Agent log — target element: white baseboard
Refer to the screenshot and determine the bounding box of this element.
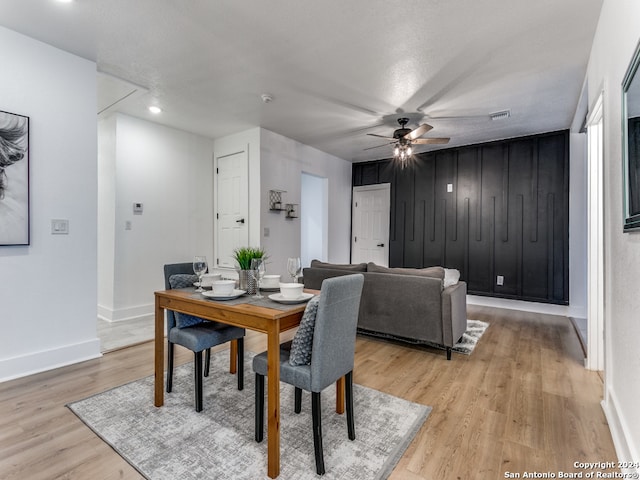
[467,295,569,316]
[98,303,154,323]
[0,338,102,383]
[601,388,640,475]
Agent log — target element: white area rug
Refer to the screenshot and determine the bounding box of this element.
[68,351,431,480]
[453,320,489,355]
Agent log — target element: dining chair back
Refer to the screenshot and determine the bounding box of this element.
[253,273,364,475]
[163,263,245,412]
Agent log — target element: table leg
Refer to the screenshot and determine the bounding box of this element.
[230,339,238,374]
[336,376,345,414]
[154,297,164,407]
[266,322,281,478]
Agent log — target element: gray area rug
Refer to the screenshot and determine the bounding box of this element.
[68,351,431,480]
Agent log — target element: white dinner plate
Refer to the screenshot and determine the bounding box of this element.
[268,292,315,304]
[202,289,246,300]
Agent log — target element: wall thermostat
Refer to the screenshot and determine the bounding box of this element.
[133,203,143,214]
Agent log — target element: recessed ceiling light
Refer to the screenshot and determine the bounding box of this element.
[56,0,74,3]
[148,106,162,114]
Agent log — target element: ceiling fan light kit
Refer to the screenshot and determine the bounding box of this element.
[366,117,450,168]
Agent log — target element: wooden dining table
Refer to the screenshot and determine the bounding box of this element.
[154,287,344,479]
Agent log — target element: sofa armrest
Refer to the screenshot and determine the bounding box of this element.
[441,281,467,347]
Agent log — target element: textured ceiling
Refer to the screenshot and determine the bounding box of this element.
[0,0,603,162]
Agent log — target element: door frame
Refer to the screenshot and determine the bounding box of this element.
[351,183,391,266]
[586,91,605,372]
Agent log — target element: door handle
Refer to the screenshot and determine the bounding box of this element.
[236,218,245,224]
[377,243,384,247]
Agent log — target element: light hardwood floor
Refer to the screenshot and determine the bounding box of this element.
[0,306,617,479]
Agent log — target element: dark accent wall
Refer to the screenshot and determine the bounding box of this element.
[352,130,569,305]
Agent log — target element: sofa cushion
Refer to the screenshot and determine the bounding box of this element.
[289,296,321,365]
[444,268,461,288]
[168,274,205,328]
[367,263,445,280]
[310,260,367,272]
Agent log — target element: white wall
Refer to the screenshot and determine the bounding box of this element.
[98,114,215,321]
[259,129,352,280]
[0,27,100,381]
[586,0,640,467]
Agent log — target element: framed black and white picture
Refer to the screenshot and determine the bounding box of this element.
[0,110,29,245]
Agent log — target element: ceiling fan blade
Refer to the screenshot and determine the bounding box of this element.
[405,123,433,140]
[363,142,396,151]
[366,133,395,140]
[411,137,450,145]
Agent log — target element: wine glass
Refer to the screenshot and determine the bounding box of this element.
[193,256,208,292]
[250,258,265,299]
[286,257,301,283]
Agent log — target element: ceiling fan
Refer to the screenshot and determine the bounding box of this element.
[365,117,450,166]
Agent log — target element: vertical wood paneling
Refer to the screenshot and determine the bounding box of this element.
[530,140,539,242]
[430,157,437,241]
[464,197,470,282]
[352,130,569,305]
[501,145,510,242]
[490,196,496,295]
[441,198,447,265]
[517,194,524,298]
[476,148,483,242]
[547,193,555,302]
[452,151,459,241]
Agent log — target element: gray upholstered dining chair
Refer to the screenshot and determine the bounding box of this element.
[164,263,245,412]
[253,273,364,475]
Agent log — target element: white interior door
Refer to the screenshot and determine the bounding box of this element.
[216,151,249,268]
[351,184,390,266]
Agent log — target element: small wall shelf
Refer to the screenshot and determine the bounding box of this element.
[269,190,286,211]
[285,203,299,219]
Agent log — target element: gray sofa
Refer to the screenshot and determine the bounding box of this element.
[303,260,467,360]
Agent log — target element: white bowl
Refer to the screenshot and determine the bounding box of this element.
[262,274,281,288]
[201,273,221,287]
[279,282,304,299]
[211,280,235,295]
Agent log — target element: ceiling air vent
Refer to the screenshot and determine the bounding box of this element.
[490,110,511,121]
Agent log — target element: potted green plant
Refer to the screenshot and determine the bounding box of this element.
[233,247,267,294]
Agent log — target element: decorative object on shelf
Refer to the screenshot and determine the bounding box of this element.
[0,110,30,246]
[269,190,286,211]
[232,246,267,295]
[285,203,299,219]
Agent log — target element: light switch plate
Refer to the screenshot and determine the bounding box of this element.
[496,275,504,286]
[51,219,69,235]
[447,183,453,193]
